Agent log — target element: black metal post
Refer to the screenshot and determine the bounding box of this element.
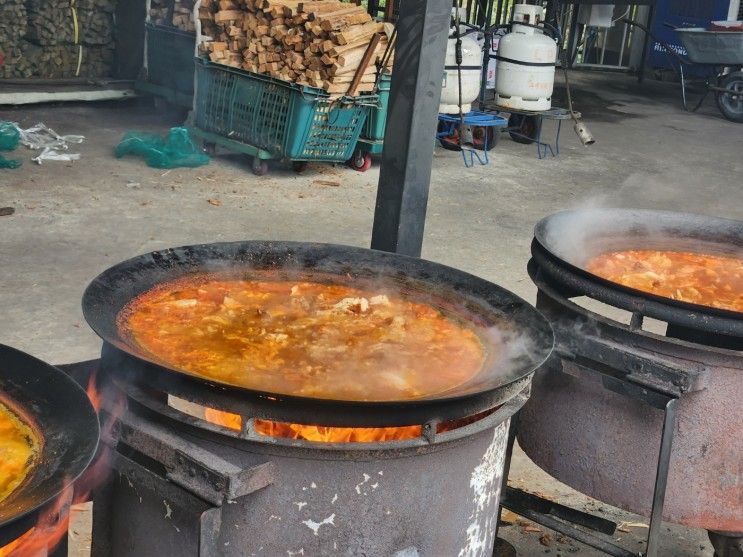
[370,0,452,256]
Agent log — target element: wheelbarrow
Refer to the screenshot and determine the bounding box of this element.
[623,19,743,122]
[675,27,743,123]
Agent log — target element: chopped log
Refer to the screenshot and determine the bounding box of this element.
[309,5,366,21]
[319,11,371,31]
[214,10,243,22]
[330,21,384,45]
[0,1,26,46]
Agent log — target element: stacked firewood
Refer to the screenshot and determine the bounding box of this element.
[0,0,117,78]
[0,0,27,46]
[198,0,394,94]
[150,0,197,32]
[26,4,114,45]
[8,41,115,78]
[0,45,31,79]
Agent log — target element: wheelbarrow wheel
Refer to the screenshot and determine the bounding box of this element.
[508,114,540,144]
[716,71,743,123]
[349,150,372,172]
[252,157,269,176]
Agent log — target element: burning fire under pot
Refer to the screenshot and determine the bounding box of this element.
[0,346,99,557]
[79,241,553,556]
[511,209,743,557]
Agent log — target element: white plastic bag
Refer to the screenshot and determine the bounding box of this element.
[14,122,84,164]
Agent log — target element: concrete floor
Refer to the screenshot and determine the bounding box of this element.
[1,70,741,556]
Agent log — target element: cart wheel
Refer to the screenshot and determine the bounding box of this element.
[716,71,743,123]
[349,151,372,172]
[472,126,498,151]
[202,141,217,156]
[252,157,269,176]
[292,161,309,173]
[508,114,540,144]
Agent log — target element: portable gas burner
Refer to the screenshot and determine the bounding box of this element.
[0,346,99,557]
[503,209,743,557]
[75,241,553,556]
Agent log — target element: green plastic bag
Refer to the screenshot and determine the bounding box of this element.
[0,122,20,151]
[114,127,210,169]
[0,154,21,169]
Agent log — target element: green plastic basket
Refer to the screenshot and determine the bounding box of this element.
[361,72,391,142]
[194,58,375,161]
[144,24,195,104]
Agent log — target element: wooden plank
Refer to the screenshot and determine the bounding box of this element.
[330,21,384,45]
[345,32,380,96]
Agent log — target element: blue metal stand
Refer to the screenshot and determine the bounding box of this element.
[436,111,508,167]
[482,105,579,159]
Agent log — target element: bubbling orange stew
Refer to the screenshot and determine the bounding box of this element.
[119,278,490,401]
[0,402,38,503]
[587,250,743,312]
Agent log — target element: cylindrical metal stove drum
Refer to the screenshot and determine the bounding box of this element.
[519,209,743,533]
[83,241,554,556]
[217,419,512,556]
[101,384,525,557]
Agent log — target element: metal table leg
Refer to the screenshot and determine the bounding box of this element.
[499,360,680,557]
[646,397,678,557]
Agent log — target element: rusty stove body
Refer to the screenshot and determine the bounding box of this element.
[507,209,743,557]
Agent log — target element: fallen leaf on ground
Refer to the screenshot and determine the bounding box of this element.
[539,533,552,547]
[312,180,340,187]
[0,207,15,216]
[207,199,222,206]
[522,525,542,533]
[499,510,519,525]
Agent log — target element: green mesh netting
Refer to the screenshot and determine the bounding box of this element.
[0,122,21,168]
[114,127,210,169]
[0,122,20,151]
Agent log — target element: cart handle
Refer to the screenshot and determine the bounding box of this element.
[621,18,689,66]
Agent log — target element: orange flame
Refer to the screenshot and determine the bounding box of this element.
[254,420,422,442]
[0,487,72,557]
[86,372,102,414]
[0,529,34,557]
[204,408,243,431]
[203,408,422,442]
